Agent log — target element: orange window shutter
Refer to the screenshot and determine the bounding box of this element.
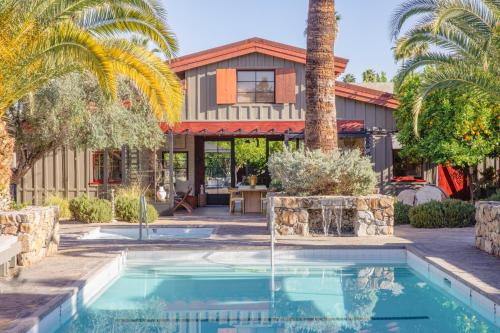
[216,68,237,104]
[275,68,296,104]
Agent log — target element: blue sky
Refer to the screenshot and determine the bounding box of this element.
[161,0,404,82]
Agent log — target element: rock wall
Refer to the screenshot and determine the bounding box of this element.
[475,201,499,257]
[0,206,60,265]
[270,195,394,237]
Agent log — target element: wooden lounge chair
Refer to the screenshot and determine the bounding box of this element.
[173,181,193,214]
[0,235,21,277]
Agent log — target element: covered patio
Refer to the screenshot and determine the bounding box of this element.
[157,120,370,212]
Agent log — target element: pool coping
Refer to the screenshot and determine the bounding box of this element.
[10,245,500,332]
[4,251,127,333]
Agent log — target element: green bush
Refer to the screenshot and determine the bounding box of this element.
[441,199,475,227]
[409,200,444,228]
[44,195,71,219]
[487,190,500,201]
[10,202,28,210]
[268,148,377,196]
[409,199,475,228]
[115,195,158,223]
[69,196,112,223]
[394,201,411,225]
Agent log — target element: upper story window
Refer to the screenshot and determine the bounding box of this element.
[237,70,275,103]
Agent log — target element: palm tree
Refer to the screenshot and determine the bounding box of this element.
[305,0,338,152]
[342,74,356,83]
[0,0,183,207]
[391,0,499,132]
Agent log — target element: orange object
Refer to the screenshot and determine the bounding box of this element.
[216,68,237,104]
[275,68,296,104]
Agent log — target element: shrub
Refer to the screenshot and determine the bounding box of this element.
[409,200,444,228]
[69,196,112,223]
[115,195,158,223]
[10,202,28,210]
[441,199,475,227]
[267,149,377,196]
[394,201,411,225]
[409,199,475,228]
[487,190,500,201]
[44,195,71,219]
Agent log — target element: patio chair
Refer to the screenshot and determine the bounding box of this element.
[0,235,21,277]
[173,181,193,214]
[229,188,244,214]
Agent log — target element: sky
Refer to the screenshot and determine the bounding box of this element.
[161,0,405,82]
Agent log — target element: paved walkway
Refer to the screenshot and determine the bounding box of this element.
[0,209,499,331]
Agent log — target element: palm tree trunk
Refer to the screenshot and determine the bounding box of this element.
[305,0,338,152]
[0,120,14,210]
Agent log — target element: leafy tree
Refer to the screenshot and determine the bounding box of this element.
[395,74,499,198]
[342,74,356,83]
[362,69,377,82]
[391,0,499,131]
[378,71,388,82]
[362,69,388,82]
[234,139,285,176]
[0,0,182,207]
[6,74,165,184]
[305,0,338,152]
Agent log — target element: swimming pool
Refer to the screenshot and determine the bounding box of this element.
[79,227,214,240]
[52,250,498,333]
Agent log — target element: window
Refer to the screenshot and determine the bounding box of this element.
[237,70,275,103]
[392,150,423,179]
[163,151,188,181]
[339,138,365,152]
[92,150,122,184]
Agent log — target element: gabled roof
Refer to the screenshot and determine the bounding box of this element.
[169,37,349,75]
[335,82,399,109]
[168,38,399,109]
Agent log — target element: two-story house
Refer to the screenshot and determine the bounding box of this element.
[15,38,431,206]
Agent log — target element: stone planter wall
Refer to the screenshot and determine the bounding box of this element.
[269,195,394,237]
[475,201,499,257]
[0,206,60,265]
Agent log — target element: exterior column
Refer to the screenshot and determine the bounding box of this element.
[230,139,236,188]
[168,130,175,211]
[103,148,109,198]
[120,145,127,185]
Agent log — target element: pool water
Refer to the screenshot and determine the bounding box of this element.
[57,259,497,333]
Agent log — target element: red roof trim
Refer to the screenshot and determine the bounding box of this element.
[160,120,364,135]
[335,82,399,109]
[169,37,348,75]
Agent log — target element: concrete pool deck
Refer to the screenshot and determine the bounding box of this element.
[0,210,499,332]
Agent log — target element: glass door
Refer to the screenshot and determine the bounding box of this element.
[204,140,233,205]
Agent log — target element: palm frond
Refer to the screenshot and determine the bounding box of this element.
[390,0,438,38]
[78,5,178,58]
[392,0,499,133]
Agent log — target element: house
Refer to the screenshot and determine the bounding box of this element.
[15,38,436,206]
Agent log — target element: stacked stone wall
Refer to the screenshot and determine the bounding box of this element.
[475,201,500,257]
[270,195,394,237]
[0,206,59,265]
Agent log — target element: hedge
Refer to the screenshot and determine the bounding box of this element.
[115,195,158,223]
[69,196,112,223]
[408,199,475,228]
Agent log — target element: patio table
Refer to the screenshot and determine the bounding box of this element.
[238,185,268,214]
